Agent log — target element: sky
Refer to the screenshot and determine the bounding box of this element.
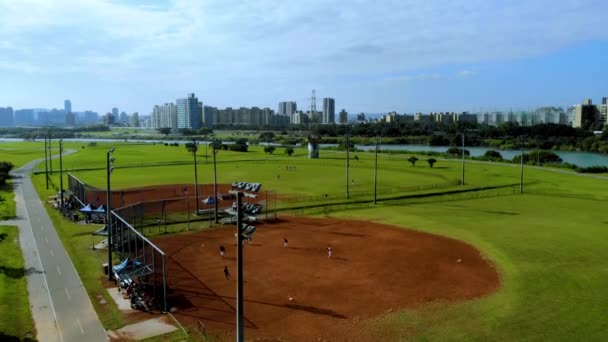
[1,0,608,116]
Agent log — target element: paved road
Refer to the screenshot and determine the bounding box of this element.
[8,156,108,342]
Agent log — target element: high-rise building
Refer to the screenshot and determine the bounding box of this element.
[203,106,217,127]
[339,109,348,124]
[120,111,129,123]
[356,113,366,122]
[64,100,72,113]
[573,99,600,128]
[130,112,139,127]
[176,93,202,129]
[14,109,35,126]
[152,103,177,129]
[322,98,335,124]
[279,101,297,121]
[0,107,14,127]
[83,111,99,124]
[65,112,76,126]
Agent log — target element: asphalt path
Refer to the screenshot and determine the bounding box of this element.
[8,155,108,342]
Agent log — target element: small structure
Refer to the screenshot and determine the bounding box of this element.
[307,134,320,159]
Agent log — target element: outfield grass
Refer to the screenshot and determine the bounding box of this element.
[328,193,608,341]
[17,140,608,340]
[0,226,36,341]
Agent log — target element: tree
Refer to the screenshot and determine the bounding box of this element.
[264,146,276,154]
[483,150,503,161]
[407,156,418,167]
[285,146,294,156]
[157,127,171,136]
[427,158,437,168]
[0,161,14,185]
[259,132,275,142]
[185,141,198,153]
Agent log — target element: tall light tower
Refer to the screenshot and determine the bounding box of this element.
[106,147,116,281]
[59,139,64,206]
[520,136,524,193]
[461,133,465,185]
[374,135,379,205]
[345,134,350,199]
[44,136,49,189]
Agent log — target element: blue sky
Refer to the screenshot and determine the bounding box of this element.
[1,0,607,115]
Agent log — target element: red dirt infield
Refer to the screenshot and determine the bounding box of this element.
[152,216,499,341]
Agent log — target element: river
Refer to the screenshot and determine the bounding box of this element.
[349,144,608,167]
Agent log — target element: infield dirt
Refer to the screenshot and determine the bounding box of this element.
[153,216,499,341]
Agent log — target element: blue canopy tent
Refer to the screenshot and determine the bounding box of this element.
[92,204,106,213]
[79,204,93,213]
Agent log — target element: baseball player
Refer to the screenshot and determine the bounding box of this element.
[327,244,332,258]
[219,244,225,258]
[224,266,231,280]
[283,237,288,248]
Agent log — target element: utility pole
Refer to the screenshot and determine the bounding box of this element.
[59,139,64,206]
[345,134,350,199]
[213,138,219,223]
[107,148,115,281]
[461,133,465,185]
[520,136,524,193]
[236,192,244,342]
[374,135,379,205]
[48,133,53,175]
[192,138,199,214]
[44,136,49,189]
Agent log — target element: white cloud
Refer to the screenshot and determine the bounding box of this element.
[0,0,607,108]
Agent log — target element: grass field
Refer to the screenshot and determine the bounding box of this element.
[15,140,608,340]
[0,142,46,220]
[0,226,36,341]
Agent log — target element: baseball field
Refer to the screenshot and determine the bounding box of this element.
[7,139,608,340]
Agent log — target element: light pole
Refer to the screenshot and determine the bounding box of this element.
[520,136,524,193]
[373,135,379,205]
[236,192,245,342]
[213,138,219,223]
[345,134,350,199]
[107,147,115,281]
[48,133,53,177]
[190,138,200,214]
[44,135,49,189]
[461,133,465,185]
[59,139,64,207]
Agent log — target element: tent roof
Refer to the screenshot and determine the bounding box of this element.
[79,204,92,213]
[92,204,106,213]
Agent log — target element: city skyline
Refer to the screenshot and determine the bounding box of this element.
[1,1,608,115]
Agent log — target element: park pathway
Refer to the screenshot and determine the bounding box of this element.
[3,154,108,342]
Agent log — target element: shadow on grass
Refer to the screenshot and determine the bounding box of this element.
[0,332,36,342]
[0,266,44,279]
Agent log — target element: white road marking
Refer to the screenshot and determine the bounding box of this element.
[57,265,62,275]
[50,249,54,256]
[76,318,84,334]
[64,288,71,301]
[45,237,48,243]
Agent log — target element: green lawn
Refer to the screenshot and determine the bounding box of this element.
[15,140,608,340]
[329,193,608,340]
[0,226,36,341]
